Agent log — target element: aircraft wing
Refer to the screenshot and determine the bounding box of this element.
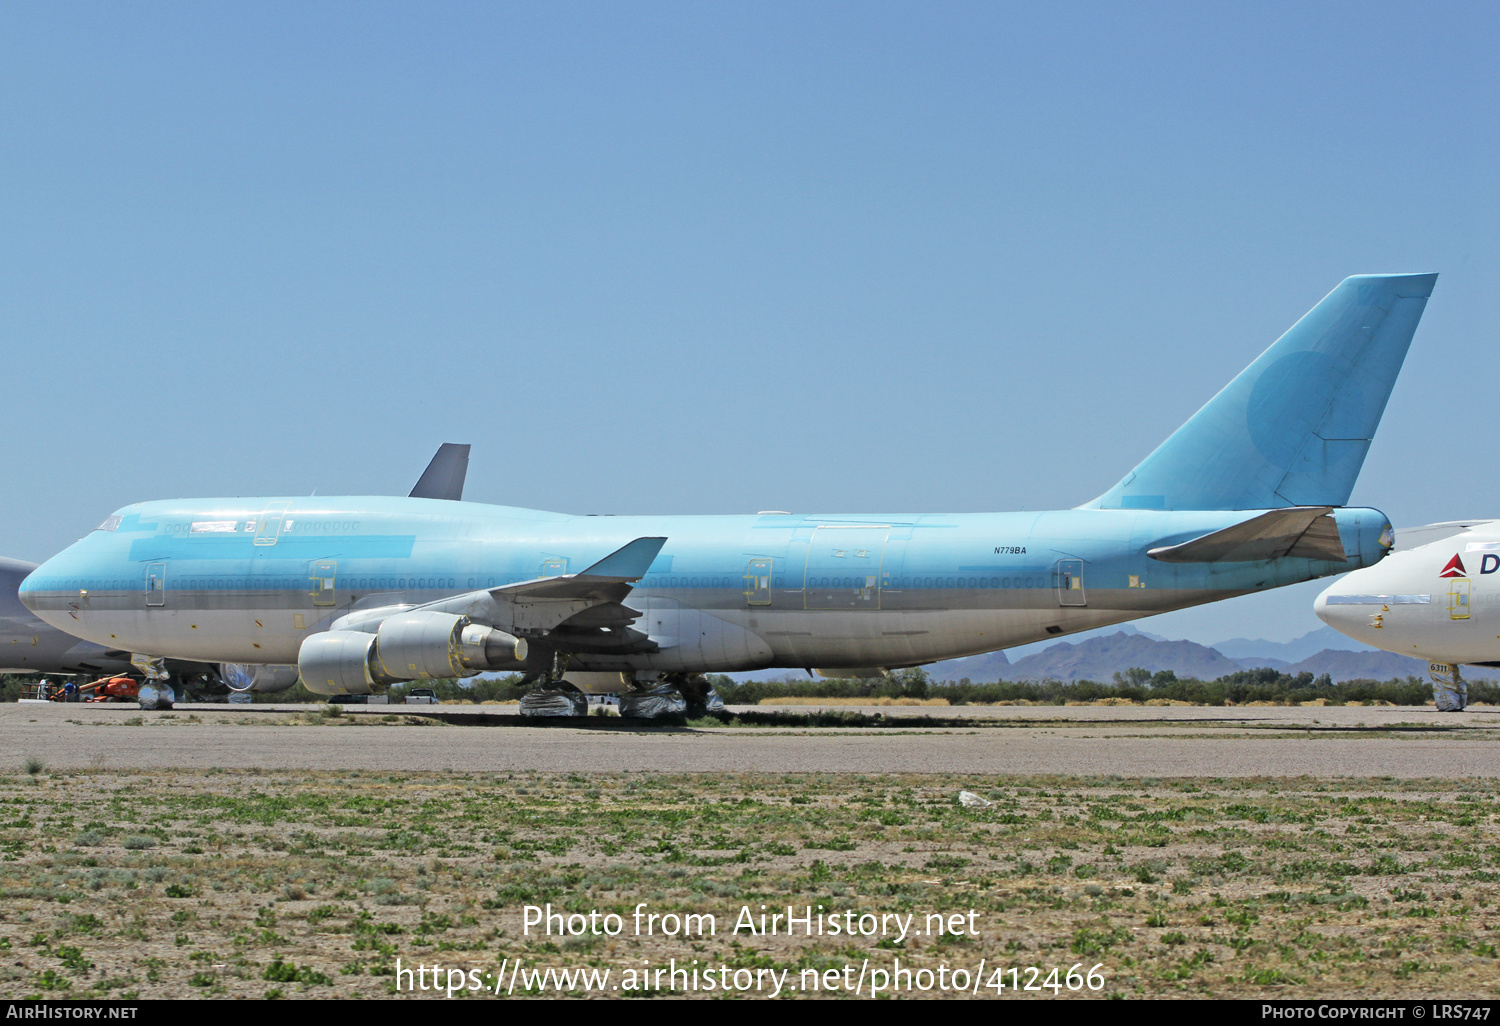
[1148,507,1347,563]
[409,443,471,501]
[335,536,667,650]
[1392,520,1498,551]
[487,537,666,647]
[489,536,668,600]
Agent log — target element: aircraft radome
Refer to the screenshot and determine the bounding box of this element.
[1317,517,1500,711]
[21,274,1437,714]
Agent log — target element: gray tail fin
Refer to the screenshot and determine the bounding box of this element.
[1085,273,1436,511]
[409,443,471,501]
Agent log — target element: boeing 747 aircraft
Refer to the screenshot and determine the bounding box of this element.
[1317,519,1499,711]
[21,275,1436,712]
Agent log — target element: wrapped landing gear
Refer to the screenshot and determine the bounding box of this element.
[677,675,725,717]
[137,682,175,711]
[619,674,725,719]
[131,654,173,711]
[619,683,687,718]
[1430,662,1467,712]
[519,681,588,717]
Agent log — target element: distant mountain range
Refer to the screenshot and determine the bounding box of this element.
[926,628,1492,683]
[1210,626,1371,664]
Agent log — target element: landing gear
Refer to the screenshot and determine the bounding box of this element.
[515,651,609,717]
[618,674,724,719]
[131,654,174,711]
[1430,662,1467,712]
[515,654,726,720]
[137,682,175,711]
[518,679,588,717]
[619,682,687,718]
[676,674,726,717]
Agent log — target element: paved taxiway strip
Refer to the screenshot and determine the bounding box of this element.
[5,703,1500,776]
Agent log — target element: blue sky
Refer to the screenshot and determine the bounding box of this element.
[2,1,1495,646]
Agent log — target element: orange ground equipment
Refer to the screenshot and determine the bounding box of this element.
[79,676,140,702]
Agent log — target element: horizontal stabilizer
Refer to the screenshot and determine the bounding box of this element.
[409,443,471,501]
[490,537,667,601]
[1148,507,1347,563]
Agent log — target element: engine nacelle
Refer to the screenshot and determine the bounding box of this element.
[375,611,527,680]
[220,663,300,694]
[298,631,392,695]
[297,614,527,696]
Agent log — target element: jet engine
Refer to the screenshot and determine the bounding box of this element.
[220,663,301,694]
[297,611,527,695]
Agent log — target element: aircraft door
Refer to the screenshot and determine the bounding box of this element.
[1449,577,1471,621]
[541,558,567,577]
[255,503,290,546]
[145,563,166,607]
[804,526,890,610]
[744,559,772,606]
[309,560,336,607]
[1055,558,1086,606]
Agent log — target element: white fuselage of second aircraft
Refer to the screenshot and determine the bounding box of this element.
[1316,522,1500,667]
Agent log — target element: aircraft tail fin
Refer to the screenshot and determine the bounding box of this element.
[409,443,471,501]
[1085,273,1436,511]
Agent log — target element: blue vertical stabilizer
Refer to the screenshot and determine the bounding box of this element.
[1086,273,1436,511]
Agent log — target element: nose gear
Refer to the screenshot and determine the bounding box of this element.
[1429,661,1467,712]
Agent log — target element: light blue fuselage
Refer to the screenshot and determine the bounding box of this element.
[20,497,1389,673]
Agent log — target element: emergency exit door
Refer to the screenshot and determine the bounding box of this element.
[145,563,166,607]
[1055,558,1086,606]
[255,503,290,546]
[309,560,337,607]
[744,559,772,606]
[1449,578,1471,620]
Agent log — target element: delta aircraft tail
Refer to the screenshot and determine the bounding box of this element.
[1086,273,1436,512]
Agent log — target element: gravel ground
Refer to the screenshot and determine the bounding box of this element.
[5,703,1500,777]
[2,770,1497,999]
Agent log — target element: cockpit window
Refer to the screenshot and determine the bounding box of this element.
[95,515,122,533]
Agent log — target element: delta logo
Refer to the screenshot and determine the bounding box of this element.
[1443,553,1500,577]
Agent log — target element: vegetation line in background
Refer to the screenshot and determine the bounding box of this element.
[5,666,1469,708]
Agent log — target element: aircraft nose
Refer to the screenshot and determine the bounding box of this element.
[17,566,42,613]
[1312,586,1339,627]
[1314,577,1386,643]
[18,550,82,628]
